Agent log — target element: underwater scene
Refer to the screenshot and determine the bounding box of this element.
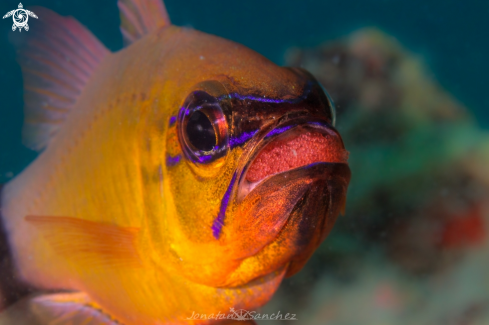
[0,0,488,324]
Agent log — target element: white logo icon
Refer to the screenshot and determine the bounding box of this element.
[3,3,37,32]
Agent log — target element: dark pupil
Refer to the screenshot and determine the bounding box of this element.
[186,111,216,152]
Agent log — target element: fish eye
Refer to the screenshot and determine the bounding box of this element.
[186,111,216,151]
[178,90,229,164]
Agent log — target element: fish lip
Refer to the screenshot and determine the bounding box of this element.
[226,264,288,289]
[235,118,346,202]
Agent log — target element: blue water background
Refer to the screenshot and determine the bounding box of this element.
[0,0,488,180]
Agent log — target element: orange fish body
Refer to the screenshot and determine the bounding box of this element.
[0,0,350,324]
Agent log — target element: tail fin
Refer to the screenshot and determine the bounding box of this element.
[9,7,109,152]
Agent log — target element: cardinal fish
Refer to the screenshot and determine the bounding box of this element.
[0,0,350,324]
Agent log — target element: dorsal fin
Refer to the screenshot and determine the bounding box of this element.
[10,7,109,151]
[118,0,171,45]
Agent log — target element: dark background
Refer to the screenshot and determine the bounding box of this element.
[0,0,488,182]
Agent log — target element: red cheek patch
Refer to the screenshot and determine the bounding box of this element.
[246,130,349,183]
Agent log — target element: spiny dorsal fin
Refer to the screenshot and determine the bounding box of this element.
[10,7,109,152]
[25,216,142,270]
[118,0,171,45]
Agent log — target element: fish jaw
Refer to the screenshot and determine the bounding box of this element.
[222,162,350,287]
[218,121,350,286]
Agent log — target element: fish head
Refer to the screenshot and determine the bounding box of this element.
[5,3,350,321]
[143,28,350,291]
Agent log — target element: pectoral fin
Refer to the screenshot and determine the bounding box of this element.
[25,216,142,270]
[0,292,119,325]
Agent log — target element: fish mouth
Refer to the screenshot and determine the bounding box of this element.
[221,119,350,286]
[224,162,350,287]
[236,118,349,201]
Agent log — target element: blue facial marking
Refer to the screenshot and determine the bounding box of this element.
[229,130,259,148]
[166,153,181,167]
[212,172,237,239]
[264,125,293,139]
[169,115,177,126]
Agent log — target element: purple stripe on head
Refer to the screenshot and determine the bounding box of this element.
[166,153,181,167]
[217,81,313,104]
[212,172,237,239]
[196,154,213,163]
[229,129,259,148]
[265,125,293,139]
[169,115,177,126]
[222,93,304,104]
